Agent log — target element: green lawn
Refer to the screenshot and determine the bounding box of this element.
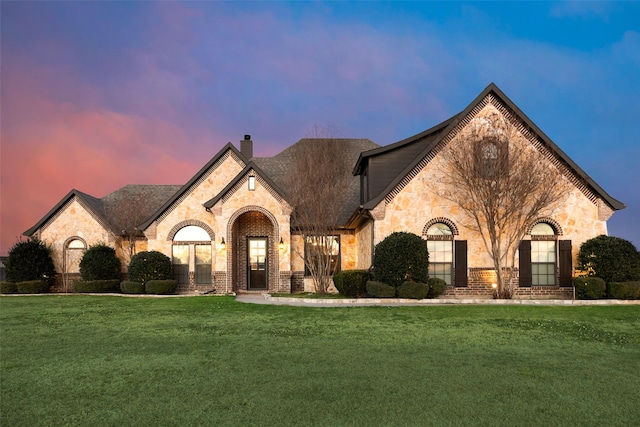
[1,296,639,426]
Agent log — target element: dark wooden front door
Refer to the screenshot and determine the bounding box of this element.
[248,238,268,290]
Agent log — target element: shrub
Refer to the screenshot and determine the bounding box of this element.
[373,232,429,288]
[128,251,172,283]
[366,280,396,298]
[120,281,145,294]
[397,281,429,299]
[16,280,49,294]
[333,270,369,297]
[577,235,640,283]
[428,277,447,298]
[145,280,178,295]
[607,282,640,300]
[1,282,18,294]
[5,238,56,286]
[79,244,121,281]
[573,277,606,300]
[73,280,120,293]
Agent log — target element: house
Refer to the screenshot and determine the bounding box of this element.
[24,84,624,298]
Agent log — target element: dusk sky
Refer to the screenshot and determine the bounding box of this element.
[1,1,639,255]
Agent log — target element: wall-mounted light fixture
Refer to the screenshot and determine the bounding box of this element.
[279,237,285,250]
[219,237,226,250]
[248,176,256,191]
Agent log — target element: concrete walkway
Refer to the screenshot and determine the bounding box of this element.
[235,293,640,307]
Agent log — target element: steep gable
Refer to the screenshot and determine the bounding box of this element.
[359,83,624,214]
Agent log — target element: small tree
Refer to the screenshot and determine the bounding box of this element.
[373,232,429,288]
[128,251,172,283]
[79,244,122,281]
[285,125,353,294]
[5,238,56,286]
[437,109,569,298]
[577,235,640,283]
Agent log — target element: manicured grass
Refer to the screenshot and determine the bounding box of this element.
[1,296,639,426]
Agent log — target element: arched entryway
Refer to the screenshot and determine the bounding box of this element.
[229,208,279,292]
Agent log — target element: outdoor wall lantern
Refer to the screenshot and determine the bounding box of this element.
[219,237,226,250]
[248,176,256,191]
[279,237,285,251]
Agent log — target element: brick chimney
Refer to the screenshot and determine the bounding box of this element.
[240,134,253,159]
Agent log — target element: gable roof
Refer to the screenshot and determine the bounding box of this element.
[359,82,625,211]
[138,143,247,230]
[24,185,182,237]
[254,138,380,226]
[202,161,289,209]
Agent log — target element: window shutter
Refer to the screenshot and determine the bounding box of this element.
[454,240,468,287]
[559,240,572,287]
[519,240,532,287]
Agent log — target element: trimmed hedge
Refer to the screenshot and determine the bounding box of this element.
[577,235,640,283]
[145,280,178,295]
[373,232,429,288]
[333,270,369,297]
[73,280,121,293]
[79,244,121,281]
[16,280,49,294]
[397,281,429,299]
[428,277,447,298]
[120,281,145,294]
[573,277,606,300]
[607,281,640,300]
[366,280,396,298]
[128,251,173,283]
[6,238,56,285]
[1,282,18,294]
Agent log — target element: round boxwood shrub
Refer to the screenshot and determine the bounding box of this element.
[145,279,178,295]
[1,282,18,294]
[16,280,49,294]
[373,232,429,288]
[577,235,640,283]
[120,281,145,294]
[73,279,120,293]
[333,270,370,297]
[397,281,429,299]
[79,244,121,281]
[366,280,396,298]
[5,238,56,286]
[427,277,447,298]
[128,251,172,283]
[573,277,606,300]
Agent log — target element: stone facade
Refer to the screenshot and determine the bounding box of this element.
[25,84,623,298]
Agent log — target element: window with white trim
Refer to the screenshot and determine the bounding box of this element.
[172,225,212,285]
[531,223,556,286]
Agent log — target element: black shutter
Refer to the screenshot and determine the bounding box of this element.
[519,240,532,287]
[454,240,468,287]
[559,240,572,287]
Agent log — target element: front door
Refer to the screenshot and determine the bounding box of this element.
[248,238,268,290]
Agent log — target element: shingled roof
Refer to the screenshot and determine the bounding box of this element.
[24,185,182,238]
[253,138,380,226]
[356,83,625,212]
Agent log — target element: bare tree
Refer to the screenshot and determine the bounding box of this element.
[437,110,569,298]
[285,125,353,294]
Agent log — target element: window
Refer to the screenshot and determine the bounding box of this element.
[475,137,506,178]
[172,245,189,284]
[65,238,86,273]
[195,245,212,284]
[248,176,256,191]
[426,223,453,285]
[171,225,212,285]
[304,235,340,276]
[531,223,556,286]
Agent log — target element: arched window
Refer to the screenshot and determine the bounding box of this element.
[531,223,557,286]
[426,223,453,285]
[65,238,86,273]
[172,225,212,285]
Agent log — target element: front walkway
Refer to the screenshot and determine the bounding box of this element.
[236,294,640,307]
